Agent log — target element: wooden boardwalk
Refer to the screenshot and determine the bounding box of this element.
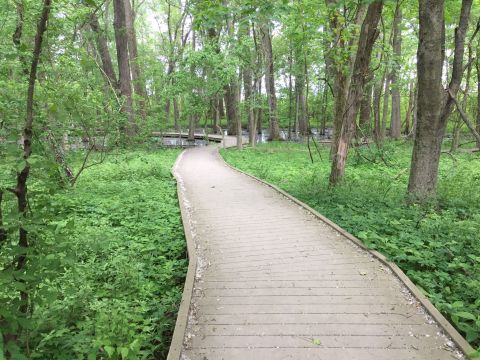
[168,141,470,360]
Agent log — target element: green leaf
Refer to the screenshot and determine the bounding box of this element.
[455,312,477,321]
[104,345,115,357]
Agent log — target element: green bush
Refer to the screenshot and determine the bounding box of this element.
[1,150,186,359]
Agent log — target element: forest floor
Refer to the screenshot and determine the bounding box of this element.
[1,149,187,358]
[221,141,480,353]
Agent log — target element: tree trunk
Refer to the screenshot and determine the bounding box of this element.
[477,56,480,148]
[113,0,135,135]
[12,0,28,75]
[173,97,180,132]
[329,1,383,185]
[243,44,255,146]
[213,94,221,134]
[294,47,308,136]
[382,75,390,139]
[12,0,51,345]
[89,12,118,91]
[224,84,238,135]
[373,57,385,144]
[188,114,195,141]
[408,0,472,200]
[0,191,6,243]
[404,80,415,135]
[259,21,280,140]
[218,94,225,119]
[288,48,293,140]
[124,0,147,119]
[390,4,402,139]
[359,72,373,131]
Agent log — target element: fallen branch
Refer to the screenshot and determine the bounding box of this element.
[448,89,480,145]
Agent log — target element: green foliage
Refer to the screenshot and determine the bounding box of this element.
[221,142,480,351]
[1,150,186,359]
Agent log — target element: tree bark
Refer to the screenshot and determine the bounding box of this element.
[382,74,390,139]
[124,0,147,119]
[89,12,118,91]
[0,191,6,243]
[242,23,255,146]
[404,80,415,135]
[224,84,239,135]
[373,53,385,144]
[294,47,308,136]
[113,0,135,135]
[408,0,472,200]
[326,1,367,160]
[359,72,373,131]
[12,0,28,75]
[329,1,383,185]
[390,4,402,139]
[259,21,280,140]
[13,0,51,338]
[477,56,480,148]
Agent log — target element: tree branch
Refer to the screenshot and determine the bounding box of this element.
[448,89,480,145]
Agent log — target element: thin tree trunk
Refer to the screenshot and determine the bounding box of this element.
[113,0,135,135]
[12,0,28,75]
[10,1,52,346]
[259,21,280,140]
[373,56,385,144]
[173,97,180,132]
[477,56,480,148]
[124,0,147,119]
[390,4,402,139]
[213,94,221,134]
[224,84,238,135]
[404,80,414,135]
[295,47,308,136]
[243,38,255,145]
[329,1,383,185]
[288,47,293,140]
[382,75,390,138]
[89,12,118,90]
[0,191,6,243]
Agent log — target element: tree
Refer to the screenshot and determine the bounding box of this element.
[390,3,402,139]
[259,20,280,141]
[408,0,473,200]
[328,0,383,185]
[124,0,148,119]
[89,12,118,91]
[3,0,52,352]
[113,0,135,135]
[476,42,480,148]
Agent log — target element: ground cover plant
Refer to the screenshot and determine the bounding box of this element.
[0,149,186,359]
[221,141,480,352]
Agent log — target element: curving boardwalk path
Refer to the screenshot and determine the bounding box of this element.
[170,143,468,360]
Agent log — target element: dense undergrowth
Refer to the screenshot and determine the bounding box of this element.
[221,141,480,353]
[1,150,186,359]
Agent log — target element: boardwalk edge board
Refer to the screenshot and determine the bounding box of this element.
[167,150,197,360]
[217,148,477,360]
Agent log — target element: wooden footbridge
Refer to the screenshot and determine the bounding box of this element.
[167,135,474,360]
